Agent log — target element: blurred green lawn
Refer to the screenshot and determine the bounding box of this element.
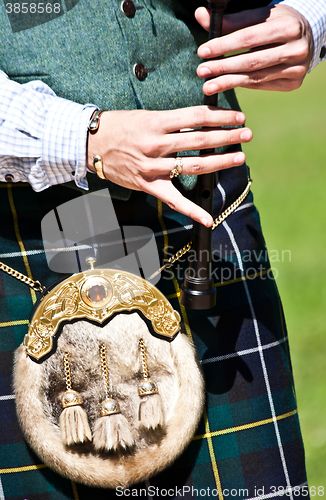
[237,63,326,487]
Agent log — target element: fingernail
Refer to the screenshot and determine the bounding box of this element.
[236,112,246,123]
[235,153,245,164]
[240,129,251,141]
[198,46,211,58]
[206,82,218,94]
[198,66,211,77]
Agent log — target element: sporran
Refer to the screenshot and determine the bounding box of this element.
[14,266,204,488]
[5,178,251,487]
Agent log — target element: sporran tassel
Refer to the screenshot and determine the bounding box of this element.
[93,344,134,451]
[138,339,164,430]
[59,353,92,446]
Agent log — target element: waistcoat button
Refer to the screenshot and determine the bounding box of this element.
[320,46,326,59]
[121,0,136,17]
[133,63,148,81]
[5,174,14,182]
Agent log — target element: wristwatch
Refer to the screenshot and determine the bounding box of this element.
[88,109,103,133]
[88,109,106,179]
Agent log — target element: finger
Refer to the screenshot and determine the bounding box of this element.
[197,16,298,60]
[157,151,246,178]
[201,63,307,94]
[161,106,246,134]
[142,151,247,180]
[198,44,294,79]
[194,7,210,31]
[161,127,252,155]
[198,39,310,80]
[146,179,214,227]
[244,77,305,92]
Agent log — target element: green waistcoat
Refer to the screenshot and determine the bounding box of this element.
[0,0,242,197]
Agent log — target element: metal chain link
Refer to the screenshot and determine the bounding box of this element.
[0,178,252,287]
[149,177,252,278]
[100,343,110,398]
[139,339,149,379]
[212,178,252,230]
[0,261,46,293]
[63,353,72,391]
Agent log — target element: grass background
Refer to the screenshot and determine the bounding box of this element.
[236,62,326,487]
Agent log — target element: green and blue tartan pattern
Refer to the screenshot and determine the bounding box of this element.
[0,169,308,499]
[0,0,308,496]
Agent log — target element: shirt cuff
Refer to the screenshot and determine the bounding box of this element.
[269,0,326,71]
[31,98,97,191]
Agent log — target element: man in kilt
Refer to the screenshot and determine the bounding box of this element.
[0,0,325,498]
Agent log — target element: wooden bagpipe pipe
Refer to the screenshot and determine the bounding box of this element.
[180,0,230,310]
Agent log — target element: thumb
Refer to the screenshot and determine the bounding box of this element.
[195,7,210,32]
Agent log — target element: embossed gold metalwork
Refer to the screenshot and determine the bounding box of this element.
[62,389,83,409]
[24,269,181,360]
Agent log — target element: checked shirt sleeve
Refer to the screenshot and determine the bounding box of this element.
[269,0,326,71]
[0,70,97,191]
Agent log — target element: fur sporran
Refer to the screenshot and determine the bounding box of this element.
[13,268,205,488]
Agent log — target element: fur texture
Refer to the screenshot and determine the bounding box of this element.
[14,313,205,488]
[59,405,92,446]
[93,413,135,451]
[138,393,165,430]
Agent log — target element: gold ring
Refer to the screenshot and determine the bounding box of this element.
[170,157,183,179]
[93,155,106,180]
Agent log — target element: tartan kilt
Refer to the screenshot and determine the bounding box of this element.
[0,163,308,499]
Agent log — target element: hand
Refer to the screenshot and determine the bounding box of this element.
[196,4,314,93]
[87,106,252,226]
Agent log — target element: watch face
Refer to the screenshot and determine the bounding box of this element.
[89,118,99,130]
[89,111,101,132]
